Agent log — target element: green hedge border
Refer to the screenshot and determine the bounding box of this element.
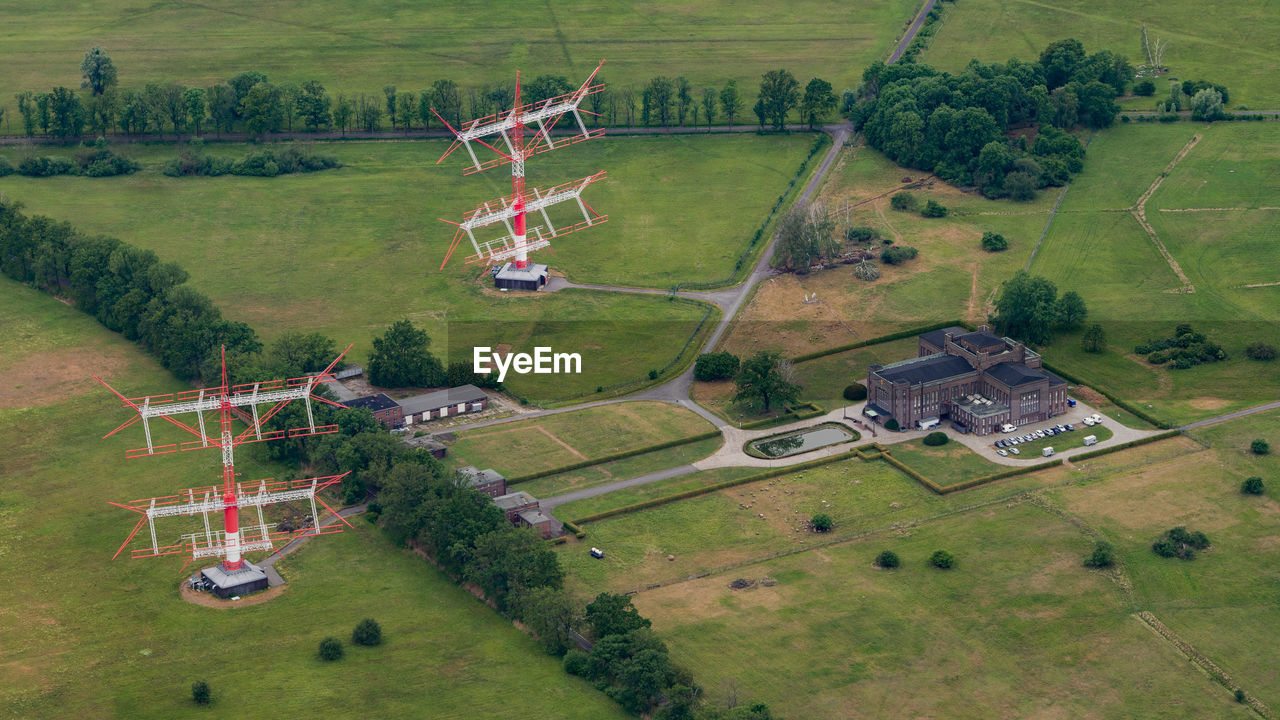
[505,429,723,485]
[1067,430,1182,462]
[738,401,825,430]
[790,319,966,363]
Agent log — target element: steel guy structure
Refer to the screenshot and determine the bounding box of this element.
[96,346,355,597]
[434,60,608,290]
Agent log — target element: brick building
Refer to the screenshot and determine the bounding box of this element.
[865,326,1068,435]
[456,466,507,498]
[399,385,489,425]
[339,393,404,429]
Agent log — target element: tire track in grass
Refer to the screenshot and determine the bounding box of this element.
[1131,134,1201,294]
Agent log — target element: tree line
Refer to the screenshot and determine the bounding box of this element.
[3,47,845,141]
[851,39,1129,197]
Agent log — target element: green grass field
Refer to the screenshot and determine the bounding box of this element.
[0,0,920,112]
[886,437,1004,483]
[0,134,813,402]
[516,435,724,498]
[552,467,761,520]
[632,502,1247,719]
[921,0,1280,108]
[445,400,716,480]
[1030,122,1280,424]
[0,277,627,719]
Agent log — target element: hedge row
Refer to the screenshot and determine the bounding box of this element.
[1066,430,1182,462]
[571,448,863,527]
[738,402,825,430]
[506,430,723,485]
[790,319,966,363]
[1040,360,1174,429]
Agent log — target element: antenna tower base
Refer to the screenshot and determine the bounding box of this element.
[198,560,270,599]
[493,262,550,291]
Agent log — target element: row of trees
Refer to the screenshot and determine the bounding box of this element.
[852,39,1125,192]
[4,48,844,140]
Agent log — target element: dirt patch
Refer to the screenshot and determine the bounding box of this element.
[0,346,133,409]
[1188,397,1229,411]
[180,582,286,608]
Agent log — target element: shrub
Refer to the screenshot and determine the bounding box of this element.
[1252,439,1270,455]
[852,260,880,281]
[191,680,211,705]
[648,369,659,380]
[1241,476,1265,495]
[980,232,1008,252]
[18,155,78,177]
[890,192,918,212]
[842,383,867,402]
[845,226,882,244]
[880,246,918,265]
[1153,526,1209,560]
[694,351,740,381]
[0,156,13,177]
[76,141,141,177]
[563,649,590,677]
[884,418,900,431]
[1246,342,1277,361]
[1236,689,1248,703]
[318,636,344,661]
[810,513,833,532]
[1134,80,1156,96]
[929,550,954,569]
[352,618,382,646]
[921,199,948,218]
[875,550,900,568]
[1083,541,1115,568]
[922,431,948,446]
[1081,323,1106,353]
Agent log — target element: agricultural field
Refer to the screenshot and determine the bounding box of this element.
[0,278,626,720]
[0,0,920,107]
[715,142,1056,360]
[920,0,1280,108]
[0,133,815,402]
[1030,122,1280,424]
[443,400,717,480]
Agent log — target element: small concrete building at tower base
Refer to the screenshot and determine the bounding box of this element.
[200,560,270,599]
[494,262,549,291]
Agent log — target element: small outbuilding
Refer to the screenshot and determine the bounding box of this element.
[494,262,549,291]
[399,385,489,424]
[456,466,507,498]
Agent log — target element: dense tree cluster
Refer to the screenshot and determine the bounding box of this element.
[852,39,1128,195]
[1152,526,1210,560]
[0,199,260,383]
[694,351,741,381]
[163,144,339,177]
[771,203,839,272]
[1135,324,1226,369]
[991,271,1087,346]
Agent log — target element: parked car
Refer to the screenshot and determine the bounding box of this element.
[1065,424,1074,431]
[1082,417,1096,426]
[1067,398,1077,407]
[1001,424,1017,433]
[1089,414,1104,424]
[997,449,1008,457]
[1010,447,1020,455]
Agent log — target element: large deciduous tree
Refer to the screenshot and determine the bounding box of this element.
[719,79,742,127]
[800,77,837,129]
[992,271,1060,345]
[367,319,444,388]
[758,69,799,130]
[734,351,801,413]
[80,46,118,96]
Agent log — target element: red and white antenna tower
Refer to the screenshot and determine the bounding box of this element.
[434,60,609,277]
[96,346,356,592]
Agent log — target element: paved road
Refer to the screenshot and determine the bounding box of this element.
[259,503,367,587]
[888,0,939,64]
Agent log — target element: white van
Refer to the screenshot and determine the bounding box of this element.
[589,547,605,559]
[1042,447,1055,457]
[1083,435,1098,446]
[1000,424,1016,433]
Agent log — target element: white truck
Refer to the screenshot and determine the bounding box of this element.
[1083,435,1098,446]
[1042,447,1055,457]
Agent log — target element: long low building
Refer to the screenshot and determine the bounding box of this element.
[399,385,489,424]
[865,326,1068,435]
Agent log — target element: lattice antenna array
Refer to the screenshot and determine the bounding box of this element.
[434,60,609,270]
[97,346,356,572]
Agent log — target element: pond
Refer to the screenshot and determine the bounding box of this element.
[747,423,857,458]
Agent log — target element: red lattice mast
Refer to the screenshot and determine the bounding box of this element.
[434,60,609,269]
[97,346,355,570]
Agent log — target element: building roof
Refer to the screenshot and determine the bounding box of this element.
[874,353,976,385]
[398,385,488,415]
[457,465,505,486]
[340,393,399,412]
[985,362,1066,388]
[517,508,552,526]
[494,491,538,511]
[957,330,1007,351]
[918,326,968,350]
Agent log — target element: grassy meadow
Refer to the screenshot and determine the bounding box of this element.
[1030,122,1280,424]
[921,0,1280,108]
[0,133,814,402]
[0,277,627,719]
[444,400,716,480]
[0,0,920,110]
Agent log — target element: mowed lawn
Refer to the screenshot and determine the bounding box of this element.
[717,142,1054,360]
[921,0,1280,108]
[632,502,1247,719]
[0,278,626,719]
[1050,410,1280,708]
[0,134,813,402]
[0,0,920,106]
[445,400,716,479]
[1030,123,1280,424]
